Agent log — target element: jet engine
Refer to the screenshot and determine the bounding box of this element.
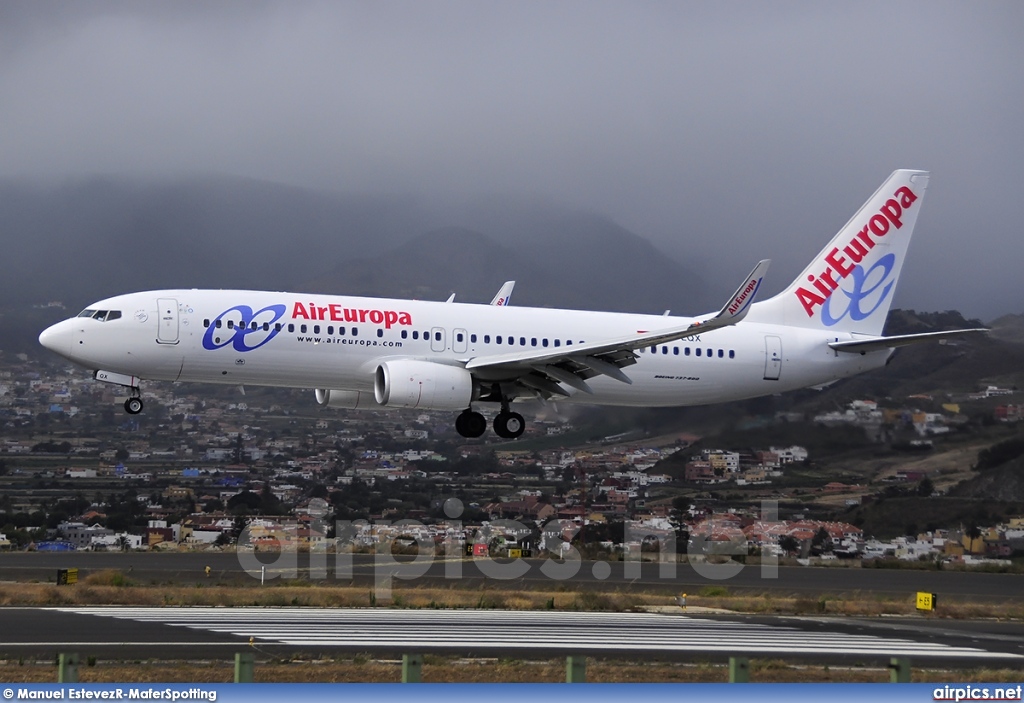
[374,359,474,410]
[314,389,377,409]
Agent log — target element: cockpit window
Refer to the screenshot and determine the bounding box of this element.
[76,309,122,321]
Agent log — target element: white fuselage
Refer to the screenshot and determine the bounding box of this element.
[39,288,889,408]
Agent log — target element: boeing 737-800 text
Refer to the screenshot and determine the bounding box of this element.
[38,170,985,439]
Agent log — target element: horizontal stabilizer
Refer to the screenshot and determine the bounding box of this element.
[828,329,988,353]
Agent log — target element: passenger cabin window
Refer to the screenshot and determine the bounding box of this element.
[377,329,383,338]
[287,323,294,333]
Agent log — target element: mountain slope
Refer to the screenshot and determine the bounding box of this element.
[0,176,711,315]
[303,225,713,314]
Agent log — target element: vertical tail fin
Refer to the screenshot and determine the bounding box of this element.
[750,169,930,335]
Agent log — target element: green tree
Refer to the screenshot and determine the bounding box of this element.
[917,476,935,497]
[779,535,800,556]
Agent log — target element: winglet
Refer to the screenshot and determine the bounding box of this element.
[490,281,515,306]
[693,259,770,333]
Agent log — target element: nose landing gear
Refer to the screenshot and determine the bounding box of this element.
[124,393,143,415]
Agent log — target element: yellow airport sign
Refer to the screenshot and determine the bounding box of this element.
[916,591,937,611]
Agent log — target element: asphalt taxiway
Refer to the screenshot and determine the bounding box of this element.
[1,552,1021,601]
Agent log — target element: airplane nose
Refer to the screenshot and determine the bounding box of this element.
[39,320,74,357]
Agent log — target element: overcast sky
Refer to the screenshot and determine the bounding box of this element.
[2,1,1022,319]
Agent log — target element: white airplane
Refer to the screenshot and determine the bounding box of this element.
[39,170,985,439]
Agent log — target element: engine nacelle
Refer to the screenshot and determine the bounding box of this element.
[314,388,377,409]
[374,359,473,410]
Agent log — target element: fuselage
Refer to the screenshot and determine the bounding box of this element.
[39,288,889,408]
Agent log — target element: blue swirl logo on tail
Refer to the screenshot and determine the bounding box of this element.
[821,254,895,327]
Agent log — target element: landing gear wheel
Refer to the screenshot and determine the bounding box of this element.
[493,411,525,439]
[124,397,143,415]
[455,410,487,438]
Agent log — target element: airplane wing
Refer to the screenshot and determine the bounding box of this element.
[490,281,515,306]
[465,260,770,395]
[828,328,988,353]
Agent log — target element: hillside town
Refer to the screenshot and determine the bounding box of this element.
[1,349,1022,569]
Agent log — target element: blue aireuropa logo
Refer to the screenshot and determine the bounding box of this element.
[202,304,287,352]
[821,253,895,327]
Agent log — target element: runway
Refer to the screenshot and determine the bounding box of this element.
[1,607,1021,665]
[1,552,1022,601]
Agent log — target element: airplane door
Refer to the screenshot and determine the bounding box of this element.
[430,327,446,352]
[453,328,468,354]
[764,335,782,380]
[156,298,179,344]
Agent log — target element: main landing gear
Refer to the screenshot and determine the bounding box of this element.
[493,410,525,440]
[455,403,525,440]
[455,409,487,438]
